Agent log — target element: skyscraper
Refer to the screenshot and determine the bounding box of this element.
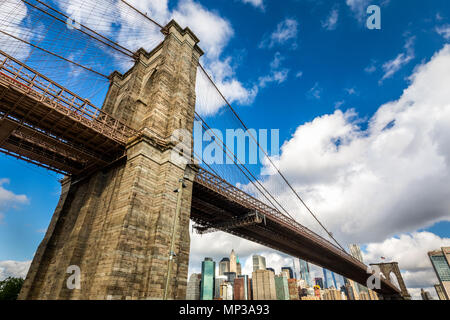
[288,279,299,300]
[428,247,450,300]
[434,283,448,300]
[236,257,242,276]
[238,275,251,300]
[215,276,227,300]
[186,273,201,300]
[281,267,294,279]
[275,275,290,300]
[252,269,276,300]
[420,289,433,300]
[349,244,364,263]
[234,277,245,300]
[252,255,266,271]
[323,268,337,289]
[299,259,312,287]
[200,257,215,300]
[349,244,368,294]
[230,249,237,273]
[224,272,237,284]
[219,258,230,276]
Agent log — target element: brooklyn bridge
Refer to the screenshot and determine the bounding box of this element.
[0,0,405,300]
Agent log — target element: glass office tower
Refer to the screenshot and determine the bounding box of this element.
[200,257,216,300]
[299,259,312,287]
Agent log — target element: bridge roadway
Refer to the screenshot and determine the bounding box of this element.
[0,50,401,297]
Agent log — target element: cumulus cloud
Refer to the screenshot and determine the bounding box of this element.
[259,18,298,49]
[254,44,450,246]
[56,0,256,116]
[0,260,31,280]
[363,232,450,299]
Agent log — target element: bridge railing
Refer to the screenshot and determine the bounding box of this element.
[0,50,137,145]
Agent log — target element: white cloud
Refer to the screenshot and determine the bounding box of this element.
[307,82,322,99]
[295,71,303,78]
[321,8,339,31]
[363,232,450,299]
[0,0,32,59]
[258,52,290,88]
[240,0,265,10]
[0,178,29,211]
[254,44,450,246]
[260,18,298,49]
[0,260,31,280]
[365,60,377,74]
[436,25,450,40]
[346,0,371,21]
[55,0,256,116]
[173,0,234,60]
[380,37,415,83]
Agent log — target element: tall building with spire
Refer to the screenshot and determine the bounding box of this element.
[236,256,242,276]
[349,244,364,263]
[230,249,237,274]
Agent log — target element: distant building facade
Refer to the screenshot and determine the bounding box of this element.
[275,275,290,300]
[230,249,237,274]
[299,259,312,287]
[434,284,447,300]
[421,289,433,300]
[186,273,201,300]
[428,247,450,300]
[252,255,266,271]
[219,258,230,276]
[281,267,294,279]
[252,269,276,300]
[200,258,215,300]
[288,279,299,300]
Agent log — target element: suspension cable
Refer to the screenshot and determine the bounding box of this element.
[22,0,135,58]
[198,64,346,252]
[0,29,108,78]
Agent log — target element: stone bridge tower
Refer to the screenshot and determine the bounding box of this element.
[370,262,411,300]
[19,20,203,300]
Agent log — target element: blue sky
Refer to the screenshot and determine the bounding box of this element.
[1,0,450,299]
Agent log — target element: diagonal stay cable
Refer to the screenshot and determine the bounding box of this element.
[0,29,108,78]
[198,64,346,252]
[195,111,297,222]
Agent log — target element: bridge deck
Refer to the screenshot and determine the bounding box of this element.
[0,50,136,175]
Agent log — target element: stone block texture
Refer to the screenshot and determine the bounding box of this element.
[19,20,203,300]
